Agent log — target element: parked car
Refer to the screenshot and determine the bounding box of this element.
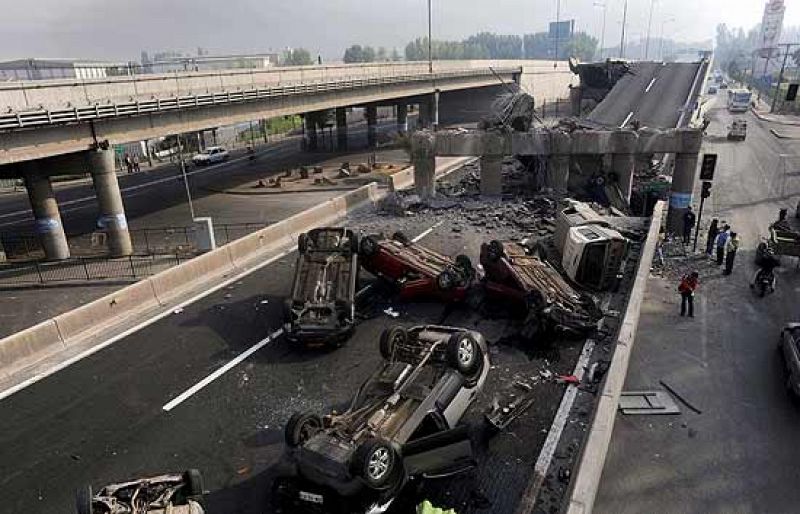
[727,119,747,141]
[707,85,718,95]
[273,325,490,513]
[480,240,601,335]
[359,232,476,302]
[779,323,800,398]
[284,228,360,347]
[76,470,204,514]
[191,146,229,165]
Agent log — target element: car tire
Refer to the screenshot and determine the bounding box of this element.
[391,231,410,245]
[437,268,457,291]
[285,411,323,447]
[360,235,379,257]
[445,333,483,378]
[380,326,407,360]
[351,438,398,490]
[183,469,204,499]
[486,240,504,262]
[75,485,92,514]
[298,233,309,254]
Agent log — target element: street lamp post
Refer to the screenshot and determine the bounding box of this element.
[427,0,433,74]
[644,0,655,60]
[619,0,628,59]
[659,17,675,61]
[593,1,607,60]
[554,0,561,63]
[176,133,196,221]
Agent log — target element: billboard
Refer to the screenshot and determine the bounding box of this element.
[758,0,785,57]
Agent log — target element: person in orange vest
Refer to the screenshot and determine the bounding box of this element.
[678,271,699,318]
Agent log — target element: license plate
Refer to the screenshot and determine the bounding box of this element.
[299,491,324,504]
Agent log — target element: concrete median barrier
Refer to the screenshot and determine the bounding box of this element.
[0,320,65,381]
[565,201,665,514]
[150,245,236,305]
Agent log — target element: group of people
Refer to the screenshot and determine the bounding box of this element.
[682,208,740,275]
[124,153,141,174]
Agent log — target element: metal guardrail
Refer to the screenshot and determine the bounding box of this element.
[0,68,519,131]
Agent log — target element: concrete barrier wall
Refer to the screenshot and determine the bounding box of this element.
[150,244,236,304]
[0,320,65,380]
[565,201,666,514]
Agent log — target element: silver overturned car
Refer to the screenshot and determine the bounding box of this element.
[273,325,490,513]
[76,470,204,514]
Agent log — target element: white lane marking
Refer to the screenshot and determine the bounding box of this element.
[354,221,444,300]
[620,111,634,128]
[516,295,611,514]
[162,328,284,412]
[645,77,657,93]
[0,245,295,402]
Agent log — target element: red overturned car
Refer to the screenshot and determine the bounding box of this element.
[359,232,476,302]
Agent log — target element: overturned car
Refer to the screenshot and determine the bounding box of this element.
[285,228,360,347]
[76,470,204,514]
[273,325,490,513]
[359,232,476,302]
[481,240,602,336]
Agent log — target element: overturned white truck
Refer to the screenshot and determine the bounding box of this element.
[554,200,629,291]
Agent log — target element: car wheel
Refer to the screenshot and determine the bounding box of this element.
[445,333,483,377]
[380,326,407,360]
[351,438,398,489]
[360,235,379,257]
[285,411,323,447]
[183,469,204,500]
[486,240,504,262]
[298,233,309,254]
[75,485,92,514]
[391,231,410,245]
[437,267,457,291]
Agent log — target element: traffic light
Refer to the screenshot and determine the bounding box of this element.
[700,154,717,181]
[701,181,712,199]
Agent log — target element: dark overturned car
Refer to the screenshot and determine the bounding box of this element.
[76,470,204,514]
[359,232,476,302]
[284,228,360,347]
[480,240,602,337]
[273,325,490,513]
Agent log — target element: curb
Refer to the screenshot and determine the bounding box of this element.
[565,201,666,514]
[751,107,800,127]
[769,128,800,140]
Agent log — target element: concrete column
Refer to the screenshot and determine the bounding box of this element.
[570,86,583,116]
[411,131,436,199]
[611,153,636,202]
[197,131,206,151]
[419,98,433,129]
[480,155,503,196]
[547,130,572,192]
[432,90,440,129]
[396,104,408,134]
[87,149,133,257]
[23,169,70,260]
[305,115,318,151]
[366,105,378,148]
[335,107,348,151]
[211,128,218,145]
[666,129,703,234]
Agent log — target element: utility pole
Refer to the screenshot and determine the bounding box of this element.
[427,0,433,74]
[658,17,674,61]
[176,133,195,221]
[771,43,799,113]
[554,0,562,64]
[594,1,607,60]
[644,0,655,60]
[619,0,628,59]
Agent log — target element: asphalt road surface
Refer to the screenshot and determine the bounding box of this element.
[595,93,800,512]
[586,62,702,129]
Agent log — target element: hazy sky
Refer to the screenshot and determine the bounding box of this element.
[1,0,797,62]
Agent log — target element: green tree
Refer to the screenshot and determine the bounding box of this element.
[343,44,365,63]
[282,48,313,66]
[563,33,598,61]
[524,33,551,59]
[390,48,402,61]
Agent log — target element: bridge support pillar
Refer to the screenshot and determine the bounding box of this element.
[547,130,572,192]
[366,105,378,148]
[336,107,348,151]
[23,167,70,261]
[609,130,639,203]
[88,149,133,257]
[418,93,439,129]
[411,132,436,199]
[396,104,408,134]
[304,115,318,151]
[666,129,703,235]
[480,155,503,196]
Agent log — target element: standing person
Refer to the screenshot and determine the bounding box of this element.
[705,218,719,257]
[715,224,731,265]
[724,232,740,275]
[132,154,141,173]
[683,206,696,245]
[124,153,133,174]
[678,271,700,317]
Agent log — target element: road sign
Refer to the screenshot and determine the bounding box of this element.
[787,83,799,102]
[700,154,717,181]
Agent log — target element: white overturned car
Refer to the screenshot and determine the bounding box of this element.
[191,147,229,166]
[76,470,204,514]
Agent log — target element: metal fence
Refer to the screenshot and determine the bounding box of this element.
[0,222,268,261]
[0,253,189,286]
